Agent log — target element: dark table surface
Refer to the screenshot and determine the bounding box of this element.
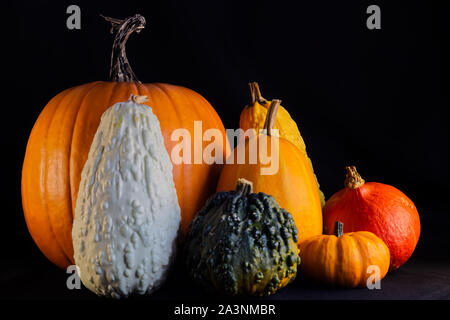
[1,257,449,301]
[1,206,449,301]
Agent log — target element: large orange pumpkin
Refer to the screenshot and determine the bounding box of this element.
[216,100,322,242]
[21,14,228,268]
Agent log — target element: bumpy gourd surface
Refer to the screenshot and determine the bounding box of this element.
[184,190,300,296]
[72,100,181,298]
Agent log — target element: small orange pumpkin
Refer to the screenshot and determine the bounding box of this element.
[298,221,390,288]
[21,14,228,268]
[217,100,322,242]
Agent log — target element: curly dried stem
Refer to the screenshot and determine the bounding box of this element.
[102,14,146,83]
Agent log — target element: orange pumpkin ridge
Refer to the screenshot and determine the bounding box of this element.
[22,14,229,268]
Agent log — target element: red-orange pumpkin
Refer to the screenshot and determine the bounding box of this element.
[323,166,421,270]
[21,15,228,268]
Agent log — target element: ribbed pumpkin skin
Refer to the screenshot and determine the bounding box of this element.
[240,100,325,207]
[22,81,227,268]
[298,231,390,288]
[216,135,322,242]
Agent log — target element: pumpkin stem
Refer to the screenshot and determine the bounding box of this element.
[129,94,149,104]
[102,14,146,83]
[344,166,365,189]
[334,221,344,237]
[235,178,253,195]
[263,99,281,136]
[248,82,266,105]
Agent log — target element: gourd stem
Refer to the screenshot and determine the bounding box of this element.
[248,82,266,105]
[344,166,365,189]
[102,14,146,83]
[263,99,281,136]
[334,221,344,237]
[129,94,149,104]
[235,178,253,195]
[249,83,256,105]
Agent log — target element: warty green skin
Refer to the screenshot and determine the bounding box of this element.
[184,189,300,296]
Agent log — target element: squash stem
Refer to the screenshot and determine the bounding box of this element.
[129,94,149,104]
[334,221,344,237]
[102,14,146,83]
[344,166,365,189]
[263,99,281,136]
[249,83,256,105]
[235,178,253,195]
[248,82,266,105]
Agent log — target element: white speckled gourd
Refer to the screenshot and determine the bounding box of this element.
[72,95,181,298]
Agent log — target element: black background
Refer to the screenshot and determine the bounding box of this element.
[1,0,449,302]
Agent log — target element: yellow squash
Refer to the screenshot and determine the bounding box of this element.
[218,100,323,242]
[240,82,325,206]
